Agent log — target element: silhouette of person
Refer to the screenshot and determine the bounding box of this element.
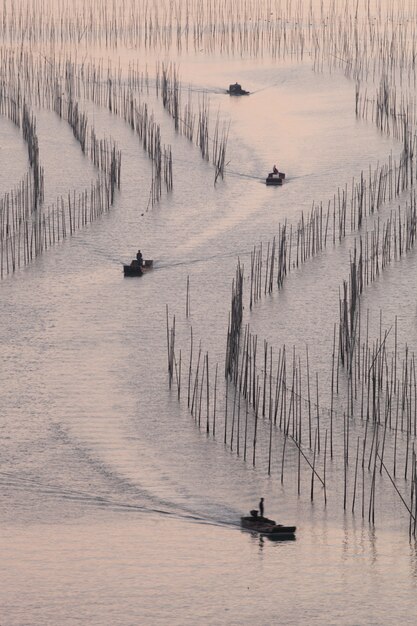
[273,165,278,174]
[259,497,264,518]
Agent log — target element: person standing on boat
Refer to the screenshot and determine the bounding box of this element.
[259,497,264,518]
[136,249,143,268]
[273,165,278,174]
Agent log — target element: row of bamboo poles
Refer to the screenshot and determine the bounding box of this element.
[3,33,413,227]
[0,84,45,212]
[1,0,417,84]
[0,50,173,207]
[0,43,241,280]
[0,79,122,277]
[0,45,185,277]
[237,187,417,532]
[0,179,112,277]
[156,62,230,183]
[21,102,43,210]
[61,60,173,205]
[167,291,417,533]
[163,119,417,537]
[2,0,417,532]
[162,95,417,535]
[243,191,417,451]
[247,148,414,312]
[54,90,122,193]
[166,266,417,535]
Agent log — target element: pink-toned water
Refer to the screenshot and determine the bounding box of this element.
[1,1,417,623]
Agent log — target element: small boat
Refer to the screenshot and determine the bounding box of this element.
[227,82,250,96]
[266,171,286,186]
[123,259,153,277]
[241,511,296,538]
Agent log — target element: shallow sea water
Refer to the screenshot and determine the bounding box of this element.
[2,514,417,625]
[1,1,417,624]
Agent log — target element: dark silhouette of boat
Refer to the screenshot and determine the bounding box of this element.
[241,511,296,538]
[123,259,153,277]
[266,171,286,185]
[227,82,250,96]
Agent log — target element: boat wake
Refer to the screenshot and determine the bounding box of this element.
[152,248,253,271]
[224,168,264,181]
[0,470,244,531]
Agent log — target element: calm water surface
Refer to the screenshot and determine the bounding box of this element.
[1,1,417,623]
[2,515,417,625]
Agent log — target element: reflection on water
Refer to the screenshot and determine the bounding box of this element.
[1,515,415,625]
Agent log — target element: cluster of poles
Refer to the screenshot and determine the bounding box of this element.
[0,85,45,211]
[7,51,174,207]
[162,57,417,537]
[0,64,122,277]
[6,0,416,237]
[1,0,417,86]
[166,262,417,535]
[338,197,417,445]
[0,33,203,277]
[0,37,239,280]
[0,176,115,278]
[4,0,417,533]
[62,60,174,203]
[156,62,229,183]
[21,103,43,210]
[355,78,415,144]
[51,86,122,195]
[246,145,414,313]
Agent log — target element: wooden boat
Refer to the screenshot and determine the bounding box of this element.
[241,512,296,538]
[266,171,286,185]
[227,82,250,96]
[123,259,153,277]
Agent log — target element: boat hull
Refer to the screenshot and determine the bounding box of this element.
[266,172,285,185]
[241,516,296,537]
[123,259,153,277]
[227,83,250,95]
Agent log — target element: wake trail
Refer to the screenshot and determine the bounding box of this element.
[0,471,242,529]
[250,81,282,94]
[154,249,254,271]
[224,168,265,181]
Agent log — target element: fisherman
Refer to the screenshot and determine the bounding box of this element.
[259,497,264,518]
[273,164,279,174]
[136,249,143,267]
